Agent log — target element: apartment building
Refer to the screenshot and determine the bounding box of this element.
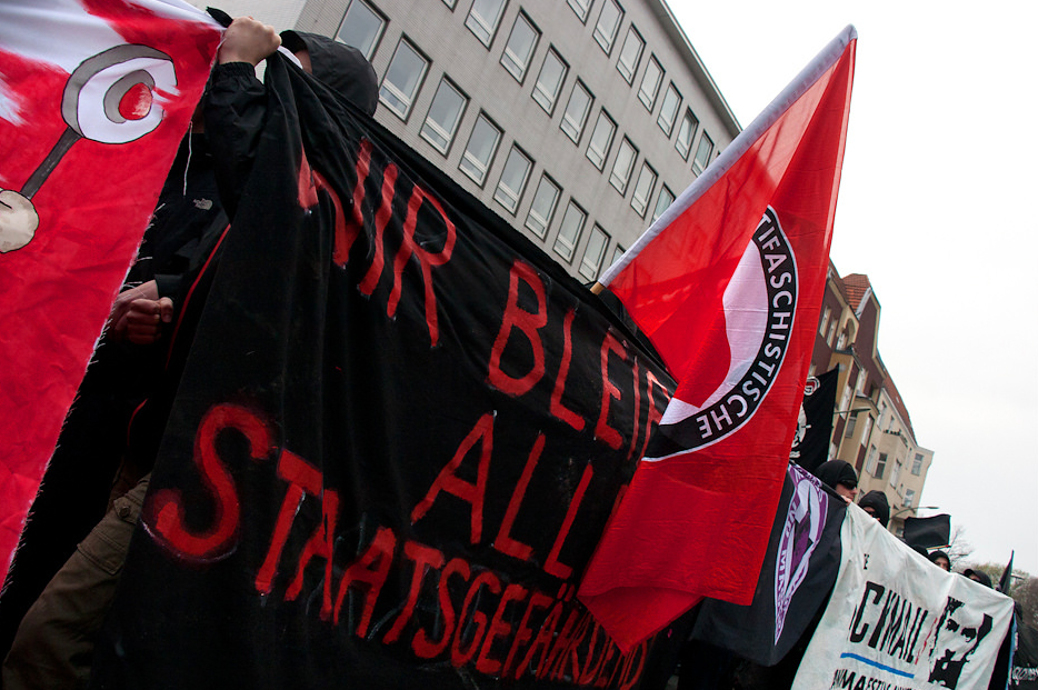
[811,267,935,536]
[190,0,740,281]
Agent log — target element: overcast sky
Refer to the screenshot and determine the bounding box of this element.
[671,1,1038,576]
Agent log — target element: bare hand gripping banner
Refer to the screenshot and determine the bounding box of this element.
[90,54,675,689]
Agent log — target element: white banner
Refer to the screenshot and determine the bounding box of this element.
[793,506,1014,690]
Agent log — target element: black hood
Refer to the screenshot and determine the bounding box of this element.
[280,30,379,116]
[964,568,993,588]
[812,460,858,492]
[858,490,890,527]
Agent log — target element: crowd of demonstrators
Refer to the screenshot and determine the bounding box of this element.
[0,17,378,689]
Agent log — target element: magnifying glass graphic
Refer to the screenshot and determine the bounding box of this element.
[1,44,177,253]
[20,44,178,198]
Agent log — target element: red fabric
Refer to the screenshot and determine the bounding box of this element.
[579,38,855,652]
[0,1,220,583]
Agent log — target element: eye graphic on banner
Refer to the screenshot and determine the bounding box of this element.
[650,207,799,455]
[0,44,176,254]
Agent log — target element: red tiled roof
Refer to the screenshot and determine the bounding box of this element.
[841,273,872,310]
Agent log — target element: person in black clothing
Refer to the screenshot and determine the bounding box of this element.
[2,19,380,689]
[811,460,858,503]
[858,490,890,527]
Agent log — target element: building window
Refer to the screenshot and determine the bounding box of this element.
[585,109,615,170]
[615,26,644,83]
[826,320,837,346]
[874,452,887,480]
[609,137,637,195]
[593,0,623,54]
[525,174,560,239]
[379,38,428,119]
[501,12,539,82]
[657,83,681,136]
[864,445,876,474]
[652,185,674,222]
[859,415,872,447]
[532,48,567,115]
[611,243,625,265]
[911,453,924,475]
[675,109,698,160]
[336,0,385,60]
[903,489,916,507]
[459,112,501,186]
[630,161,657,217]
[844,414,857,439]
[692,132,714,175]
[579,224,609,280]
[420,78,467,154]
[638,55,662,111]
[466,0,507,47]
[442,0,456,7]
[819,305,832,336]
[560,80,593,143]
[836,329,848,350]
[567,0,592,22]
[889,459,901,488]
[493,145,532,214]
[553,200,586,262]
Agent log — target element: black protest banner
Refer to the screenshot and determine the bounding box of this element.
[903,514,952,550]
[789,367,838,473]
[1011,620,1038,690]
[689,462,846,666]
[90,55,674,689]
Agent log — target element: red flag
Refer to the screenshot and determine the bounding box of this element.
[578,26,856,651]
[0,0,221,582]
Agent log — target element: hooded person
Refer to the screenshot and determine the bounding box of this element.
[929,549,951,571]
[811,460,858,502]
[858,490,890,527]
[278,30,378,116]
[963,568,993,588]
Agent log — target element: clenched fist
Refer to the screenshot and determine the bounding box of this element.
[0,189,39,253]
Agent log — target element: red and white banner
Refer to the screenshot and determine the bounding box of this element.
[579,26,856,651]
[0,0,221,581]
[792,506,1014,690]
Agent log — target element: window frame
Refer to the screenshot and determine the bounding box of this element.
[552,199,587,263]
[579,224,610,280]
[652,184,674,223]
[593,0,623,55]
[560,80,593,144]
[615,25,644,83]
[637,55,662,111]
[459,111,503,187]
[692,131,714,175]
[493,145,533,214]
[335,0,386,61]
[656,82,681,136]
[674,108,698,160]
[608,136,637,195]
[465,0,508,48]
[531,47,568,115]
[378,37,430,121]
[630,160,657,217]
[567,0,593,22]
[500,11,540,83]
[585,109,616,170]
[420,77,468,155]
[525,173,561,239]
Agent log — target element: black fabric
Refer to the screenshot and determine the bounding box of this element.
[280,30,378,116]
[689,463,846,666]
[902,513,952,550]
[1011,619,1038,690]
[789,367,838,473]
[858,490,890,527]
[90,55,674,689]
[812,459,857,493]
[0,133,225,662]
